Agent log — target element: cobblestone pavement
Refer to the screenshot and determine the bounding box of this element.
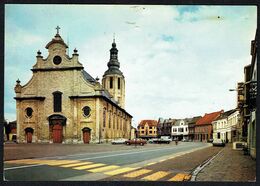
[196,144,256,182]
[101,145,222,181]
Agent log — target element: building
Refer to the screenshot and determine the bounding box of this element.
[14,28,132,144]
[245,32,257,158]
[137,120,158,139]
[227,110,240,142]
[171,119,189,141]
[188,116,201,141]
[157,118,176,137]
[212,109,237,143]
[236,82,245,141]
[195,110,223,142]
[130,126,137,140]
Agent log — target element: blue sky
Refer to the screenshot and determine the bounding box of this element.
[4,5,257,126]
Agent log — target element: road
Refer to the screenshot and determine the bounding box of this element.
[4,142,220,181]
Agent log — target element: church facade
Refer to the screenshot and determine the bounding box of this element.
[14,28,132,144]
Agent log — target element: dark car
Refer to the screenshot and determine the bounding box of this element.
[125,138,147,146]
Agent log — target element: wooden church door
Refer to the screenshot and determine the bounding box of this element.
[53,122,63,143]
[26,132,32,143]
[83,130,90,144]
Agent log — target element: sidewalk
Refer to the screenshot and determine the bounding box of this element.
[196,143,256,182]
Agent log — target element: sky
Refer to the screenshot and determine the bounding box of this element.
[4,5,257,127]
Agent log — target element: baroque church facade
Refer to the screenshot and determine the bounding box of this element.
[14,28,132,144]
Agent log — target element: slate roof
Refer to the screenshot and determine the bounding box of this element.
[138,120,158,127]
[188,116,202,124]
[196,110,223,125]
[82,70,96,84]
[214,109,237,121]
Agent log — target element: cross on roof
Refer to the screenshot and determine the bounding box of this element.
[56,26,60,34]
[113,33,115,43]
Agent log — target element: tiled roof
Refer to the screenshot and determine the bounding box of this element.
[196,110,223,125]
[138,120,158,127]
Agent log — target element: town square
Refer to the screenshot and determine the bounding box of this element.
[3,4,257,182]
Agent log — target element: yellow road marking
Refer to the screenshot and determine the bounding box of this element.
[88,165,120,173]
[123,169,152,178]
[147,162,156,166]
[6,159,40,164]
[73,163,105,170]
[105,167,138,176]
[60,162,93,168]
[142,171,170,181]
[159,159,166,162]
[45,160,80,166]
[168,173,191,181]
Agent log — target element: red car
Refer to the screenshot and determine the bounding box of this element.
[125,138,147,146]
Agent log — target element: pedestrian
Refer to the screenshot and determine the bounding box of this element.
[175,140,178,145]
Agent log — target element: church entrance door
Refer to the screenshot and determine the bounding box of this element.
[25,127,34,143]
[82,127,91,144]
[53,121,63,143]
[26,132,32,143]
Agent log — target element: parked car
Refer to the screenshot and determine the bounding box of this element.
[212,139,225,147]
[182,138,189,142]
[207,138,214,143]
[148,138,158,143]
[111,138,127,144]
[125,138,147,146]
[153,136,171,144]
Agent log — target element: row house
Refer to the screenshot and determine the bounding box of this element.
[195,110,223,142]
[237,31,257,159]
[188,116,202,140]
[247,33,257,159]
[157,118,176,137]
[137,120,158,139]
[171,119,189,140]
[212,109,237,143]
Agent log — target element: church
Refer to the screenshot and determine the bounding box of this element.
[14,27,132,144]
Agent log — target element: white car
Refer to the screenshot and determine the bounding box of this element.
[111,138,127,145]
[212,139,225,147]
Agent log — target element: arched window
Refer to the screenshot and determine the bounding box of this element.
[110,77,113,89]
[108,110,111,128]
[103,108,106,127]
[118,78,120,89]
[53,91,62,112]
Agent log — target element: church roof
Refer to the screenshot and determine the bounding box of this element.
[45,34,68,49]
[103,39,123,76]
[82,70,96,84]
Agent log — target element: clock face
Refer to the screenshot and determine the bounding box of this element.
[53,55,62,65]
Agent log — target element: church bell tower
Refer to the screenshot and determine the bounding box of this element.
[102,37,125,109]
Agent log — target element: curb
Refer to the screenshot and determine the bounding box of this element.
[190,147,224,181]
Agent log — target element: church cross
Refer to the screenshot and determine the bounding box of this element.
[56,26,60,34]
